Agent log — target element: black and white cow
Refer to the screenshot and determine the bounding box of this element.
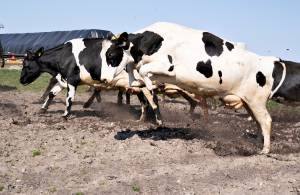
[19,38,162,122]
[105,22,300,154]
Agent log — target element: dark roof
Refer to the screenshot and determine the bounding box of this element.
[0,29,113,55]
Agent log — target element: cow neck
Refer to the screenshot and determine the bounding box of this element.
[128,33,144,63]
[38,46,64,76]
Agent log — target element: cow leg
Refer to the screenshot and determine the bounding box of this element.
[63,83,77,119]
[117,90,123,105]
[177,90,198,114]
[83,88,101,108]
[126,91,131,105]
[95,89,102,102]
[136,92,148,122]
[141,87,163,125]
[196,95,209,122]
[245,103,272,154]
[40,77,58,102]
[40,83,63,113]
[139,62,175,91]
[153,90,163,125]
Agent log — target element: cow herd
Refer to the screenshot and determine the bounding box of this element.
[19,22,300,154]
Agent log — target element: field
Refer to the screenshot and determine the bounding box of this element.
[0,69,299,194]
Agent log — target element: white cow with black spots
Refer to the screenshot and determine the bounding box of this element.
[106,22,300,154]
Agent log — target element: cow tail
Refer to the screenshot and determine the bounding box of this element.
[269,61,286,98]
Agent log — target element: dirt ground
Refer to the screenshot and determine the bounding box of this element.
[0,87,299,194]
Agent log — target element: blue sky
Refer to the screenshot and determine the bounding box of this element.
[1,0,299,61]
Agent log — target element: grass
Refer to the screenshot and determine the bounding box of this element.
[267,100,281,110]
[0,185,4,191]
[0,69,88,93]
[0,69,51,92]
[132,184,140,192]
[32,149,41,157]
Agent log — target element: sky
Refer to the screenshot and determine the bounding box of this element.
[0,0,299,61]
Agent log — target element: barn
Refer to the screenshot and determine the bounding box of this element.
[0,29,113,66]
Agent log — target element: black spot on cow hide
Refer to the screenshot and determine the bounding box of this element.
[256,71,266,87]
[196,60,213,78]
[168,65,174,72]
[202,32,224,56]
[79,38,103,80]
[168,55,173,64]
[129,31,164,55]
[225,42,234,51]
[127,31,164,63]
[218,70,223,84]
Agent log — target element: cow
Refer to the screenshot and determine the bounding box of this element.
[104,22,300,154]
[19,38,164,124]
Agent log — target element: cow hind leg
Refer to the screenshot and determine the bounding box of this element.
[117,90,123,105]
[83,88,101,108]
[40,84,63,113]
[223,95,271,154]
[40,77,58,103]
[126,91,131,105]
[245,102,272,154]
[63,84,77,119]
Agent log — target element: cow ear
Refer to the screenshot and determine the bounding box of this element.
[26,50,33,59]
[116,32,129,47]
[35,47,44,57]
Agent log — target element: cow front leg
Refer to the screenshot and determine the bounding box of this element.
[136,92,148,122]
[40,83,63,113]
[63,84,77,119]
[139,62,176,91]
[141,87,163,125]
[153,90,163,125]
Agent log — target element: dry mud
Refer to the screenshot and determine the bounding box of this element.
[0,87,299,194]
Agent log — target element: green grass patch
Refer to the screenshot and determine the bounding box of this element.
[132,184,140,192]
[0,69,51,92]
[0,185,4,191]
[75,192,84,195]
[32,149,41,157]
[267,100,281,110]
[0,69,88,93]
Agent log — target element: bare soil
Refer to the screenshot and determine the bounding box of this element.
[0,87,299,194]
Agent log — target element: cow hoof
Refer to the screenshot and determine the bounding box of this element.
[156,119,163,126]
[138,117,146,122]
[259,148,270,155]
[39,108,47,114]
[62,115,70,121]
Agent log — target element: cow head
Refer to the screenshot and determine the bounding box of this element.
[104,32,134,77]
[20,47,44,85]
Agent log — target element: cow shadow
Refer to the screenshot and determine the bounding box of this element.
[114,123,300,156]
[114,127,200,141]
